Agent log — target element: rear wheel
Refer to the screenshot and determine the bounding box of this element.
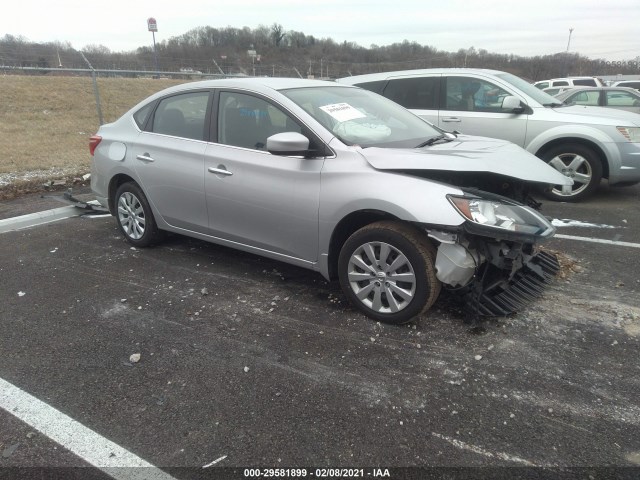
[338,221,441,324]
[541,144,603,202]
[114,182,163,247]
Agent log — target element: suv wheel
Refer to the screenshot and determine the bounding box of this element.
[541,144,603,202]
[114,182,163,247]
[338,221,441,324]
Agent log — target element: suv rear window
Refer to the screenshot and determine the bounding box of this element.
[573,79,597,86]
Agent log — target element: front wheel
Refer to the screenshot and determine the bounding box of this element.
[338,221,441,324]
[114,182,163,247]
[541,144,603,202]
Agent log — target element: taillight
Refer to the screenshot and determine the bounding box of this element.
[89,135,102,156]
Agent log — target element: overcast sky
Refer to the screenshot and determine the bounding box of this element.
[2,0,638,61]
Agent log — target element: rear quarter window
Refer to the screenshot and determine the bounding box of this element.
[133,103,154,129]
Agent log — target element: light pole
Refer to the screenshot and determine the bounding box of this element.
[147,17,160,78]
[566,27,574,53]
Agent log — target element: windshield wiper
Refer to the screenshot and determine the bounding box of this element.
[416,134,453,148]
[542,102,564,107]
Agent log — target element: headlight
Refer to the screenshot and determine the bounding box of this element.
[617,127,640,143]
[448,195,555,237]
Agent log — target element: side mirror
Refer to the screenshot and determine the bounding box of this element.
[502,95,525,113]
[267,132,310,156]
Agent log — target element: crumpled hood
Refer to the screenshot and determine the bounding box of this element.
[360,135,573,185]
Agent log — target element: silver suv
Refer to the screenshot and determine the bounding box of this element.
[338,69,640,201]
[91,78,569,324]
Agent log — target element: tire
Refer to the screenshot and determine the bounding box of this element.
[540,144,603,202]
[338,221,441,325]
[114,182,163,247]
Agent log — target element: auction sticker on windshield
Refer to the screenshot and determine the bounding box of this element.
[320,103,366,122]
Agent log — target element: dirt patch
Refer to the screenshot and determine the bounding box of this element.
[0,171,89,200]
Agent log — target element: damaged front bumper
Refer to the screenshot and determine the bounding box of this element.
[422,190,563,317]
[429,227,560,317]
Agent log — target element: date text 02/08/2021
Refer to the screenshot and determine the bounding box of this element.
[243,468,391,478]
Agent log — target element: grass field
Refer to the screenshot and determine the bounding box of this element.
[0,75,187,192]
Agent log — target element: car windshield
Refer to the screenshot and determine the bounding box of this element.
[495,72,563,106]
[281,85,442,148]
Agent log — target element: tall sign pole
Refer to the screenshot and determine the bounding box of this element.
[147,17,159,78]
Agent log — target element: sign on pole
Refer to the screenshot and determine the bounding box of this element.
[147,17,158,32]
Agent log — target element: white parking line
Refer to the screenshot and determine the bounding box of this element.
[0,206,80,234]
[0,377,178,480]
[554,234,640,249]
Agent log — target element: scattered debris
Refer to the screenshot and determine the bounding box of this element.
[129,353,141,363]
[543,248,582,280]
[244,366,250,373]
[17,291,26,297]
[474,355,483,361]
[201,288,209,296]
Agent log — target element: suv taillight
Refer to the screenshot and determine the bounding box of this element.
[89,135,102,156]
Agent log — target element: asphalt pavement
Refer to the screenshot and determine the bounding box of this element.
[0,182,639,479]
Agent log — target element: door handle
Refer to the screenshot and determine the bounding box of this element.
[441,117,461,123]
[208,166,233,176]
[136,153,155,162]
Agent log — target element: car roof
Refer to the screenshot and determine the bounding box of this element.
[147,77,349,98]
[337,68,509,83]
[559,86,640,93]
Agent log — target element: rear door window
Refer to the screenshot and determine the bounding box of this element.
[150,92,210,141]
[566,90,600,106]
[382,77,440,109]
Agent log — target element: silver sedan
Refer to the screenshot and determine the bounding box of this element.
[90,78,570,324]
[556,86,640,114]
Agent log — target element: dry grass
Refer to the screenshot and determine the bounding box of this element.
[0,75,188,187]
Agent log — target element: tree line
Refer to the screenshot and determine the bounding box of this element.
[1,25,638,81]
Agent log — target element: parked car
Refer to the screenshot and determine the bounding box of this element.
[610,80,640,91]
[90,78,569,324]
[556,87,640,114]
[534,77,604,89]
[338,68,640,201]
